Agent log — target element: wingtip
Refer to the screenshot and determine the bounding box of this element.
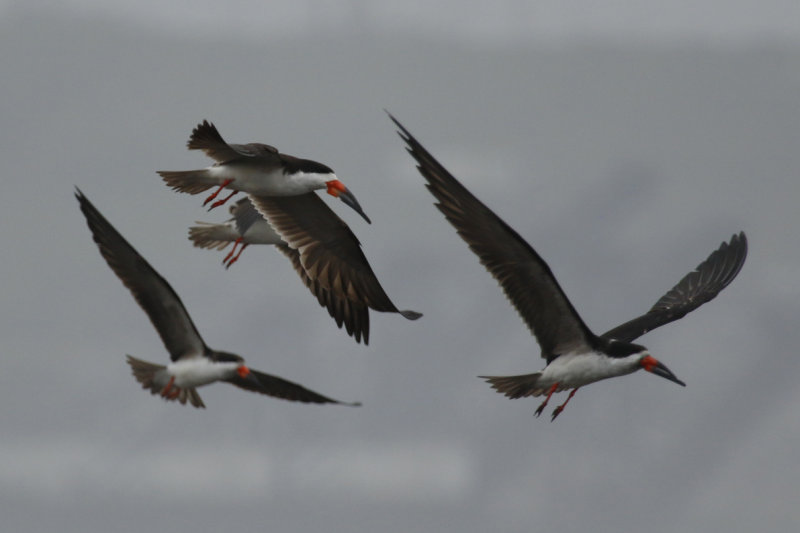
[399,310,423,321]
[733,231,748,252]
[385,110,412,140]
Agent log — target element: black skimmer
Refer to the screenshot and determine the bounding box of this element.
[189,197,283,268]
[189,197,422,345]
[390,114,747,420]
[157,120,371,224]
[75,189,359,408]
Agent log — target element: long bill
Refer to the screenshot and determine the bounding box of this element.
[642,355,686,387]
[327,180,371,224]
[338,188,371,224]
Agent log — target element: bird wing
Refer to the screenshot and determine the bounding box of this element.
[602,232,747,342]
[76,189,208,361]
[274,243,371,344]
[187,120,279,163]
[249,193,414,317]
[390,114,595,358]
[225,369,360,405]
[230,197,265,235]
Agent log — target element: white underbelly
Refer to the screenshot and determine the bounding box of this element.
[209,167,327,196]
[539,352,640,390]
[167,358,238,388]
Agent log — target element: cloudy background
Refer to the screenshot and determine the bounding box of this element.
[2,1,799,532]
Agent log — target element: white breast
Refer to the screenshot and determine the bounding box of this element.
[539,351,645,391]
[166,358,239,388]
[208,166,331,196]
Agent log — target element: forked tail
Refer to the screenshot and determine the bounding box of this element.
[479,373,546,399]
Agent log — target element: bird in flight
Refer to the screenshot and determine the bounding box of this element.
[390,113,746,420]
[158,120,370,222]
[162,121,421,344]
[188,196,422,345]
[76,188,360,408]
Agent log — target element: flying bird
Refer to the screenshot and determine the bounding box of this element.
[189,197,422,345]
[390,113,746,420]
[189,197,284,268]
[75,188,359,408]
[157,120,370,224]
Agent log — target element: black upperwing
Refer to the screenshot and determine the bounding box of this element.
[226,368,360,406]
[602,232,747,343]
[390,113,597,360]
[187,120,279,163]
[76,189,209,361]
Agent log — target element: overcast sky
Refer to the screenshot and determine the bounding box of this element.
[10,0,800,42]
[2,3,799,533]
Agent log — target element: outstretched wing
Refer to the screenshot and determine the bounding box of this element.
[226,369,360,406]
[76,189,208,361]
[602,232,747,342]
[390,113,596,359]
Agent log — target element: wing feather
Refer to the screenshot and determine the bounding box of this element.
[390,114,596,358]
[76,189,207,361]
[226,369,359,405]
[250,192,421,320]
[602,232,747,342]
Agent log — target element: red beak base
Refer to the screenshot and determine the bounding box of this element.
[326,180,346,197]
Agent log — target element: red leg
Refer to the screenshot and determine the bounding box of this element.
[534,383,559,417]
[208,189,239,210]
[160,376,176,398]
[223,237,243,266]
[225,243,249,269]
[202,178,235,207]
[551,388,579,421]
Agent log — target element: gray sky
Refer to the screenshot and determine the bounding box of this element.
[2,2,799,533]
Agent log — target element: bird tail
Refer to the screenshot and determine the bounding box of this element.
[399,310,423,320]
[157,170,218,195]
[188,222,237,250]
[125,355,205,408]
[479,373,546,399]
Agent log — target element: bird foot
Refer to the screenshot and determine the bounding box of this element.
[534,383,559,418]
[223,241,248,269]
[202,179,235,207]
[550,388,578,422]
[207,189,239,211]
[160,376,176,398]
[223,237,243,267]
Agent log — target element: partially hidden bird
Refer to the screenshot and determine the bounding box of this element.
[76,188,360,408]
[163,121,421,344]
[189,196,422,345]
